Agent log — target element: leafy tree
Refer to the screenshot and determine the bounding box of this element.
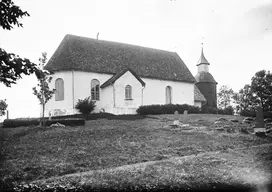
[32,53,55,126]
[232,84,257,113]
[0,99,8,116]
[217,85,234,109]
[0,0,37,87]
[251,70,272,112]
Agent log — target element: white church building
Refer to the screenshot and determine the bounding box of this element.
[44,34,206,116]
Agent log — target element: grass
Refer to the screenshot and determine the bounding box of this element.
[1,114,272,191]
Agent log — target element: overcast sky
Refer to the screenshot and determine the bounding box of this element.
[0,0,272,121]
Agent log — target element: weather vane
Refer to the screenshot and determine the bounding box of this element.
[201,37,204,47]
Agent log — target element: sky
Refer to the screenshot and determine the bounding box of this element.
[0,0,272,121]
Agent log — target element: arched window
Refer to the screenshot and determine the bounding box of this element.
[166,86,172,104]
[55,78,64,101]
[91,79,100,101]
[125,85,132,99]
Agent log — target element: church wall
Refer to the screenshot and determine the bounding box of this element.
[44,71,74,117]
[113,71,143,114]
[44,71,196,116]
[44,71,114,116]
[197,64,209,73]
[141,78,194,106]
[73,71,114,113]
[194,101,202,108]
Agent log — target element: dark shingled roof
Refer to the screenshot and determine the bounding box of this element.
[195,71,217,84]
[44,34,196,83]
[194,85,207,102]
[100,68,145,88]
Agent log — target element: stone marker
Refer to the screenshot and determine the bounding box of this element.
[50,122,65,128]
[173,111,179,125]
[49,111,52,120]
[183,110,188,124]
[180,110,189,127]
[254,105,266,135]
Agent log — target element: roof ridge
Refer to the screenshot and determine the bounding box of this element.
[65,34,177,55]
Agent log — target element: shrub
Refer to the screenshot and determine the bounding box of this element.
[3,118,85,128]
[45,118,85,126]
[75,96,96,115]
[217,106,234,115]
[240,110,256,117]
[201,106,218,114]
[136,104,200,115]
[240,110,272,118]
[3,118,40,128]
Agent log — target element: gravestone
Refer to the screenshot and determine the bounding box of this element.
[49,111,52,120]
[254,105,266,135]
[183,110,188,124]
[180,110,189,127]
[173,111,179,125]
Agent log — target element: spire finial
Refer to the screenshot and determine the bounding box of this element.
[201,37,204,50]
[197,38,209,66]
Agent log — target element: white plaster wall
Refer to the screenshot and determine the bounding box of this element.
[113,71,143,114]
[198,64,209,72]
[44,71,74,117]
[100,86,114,114]
[194,101,202,108]
[73,71,114,113]
[44,70,195,116]
[141,78,195,106]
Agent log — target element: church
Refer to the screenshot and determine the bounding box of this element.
[44,34,216,116]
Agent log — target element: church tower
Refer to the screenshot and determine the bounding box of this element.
[195,47,217,108]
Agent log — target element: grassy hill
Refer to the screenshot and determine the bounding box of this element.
[0,114,271,191]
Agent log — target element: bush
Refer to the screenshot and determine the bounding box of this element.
[136,104,200,115]
[201,106,218,114]
[2,118,85,128]
[240,110,256,117]
[3,118,40,128]
[240,109,272,118]
[45,118,85,126]
[75,96,96,115]
[217,106,234,115]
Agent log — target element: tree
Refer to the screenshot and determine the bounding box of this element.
[232,84,257,114]
[0,0,37,87]
[217,85,234,109]
[0,99,8,116]
[32,53,55,126]
[251,70,272,112]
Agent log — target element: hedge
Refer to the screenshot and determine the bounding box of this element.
[240,110,272,118]
[3,118,40,128]
[136,104,201,115]
[3,118,85,128]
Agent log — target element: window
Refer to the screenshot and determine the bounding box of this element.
[166,86,172,104]
[91,79,100,100]
[55,78,64,101]
[125,85,132,99]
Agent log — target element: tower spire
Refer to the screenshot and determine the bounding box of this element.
[197,44,209,66]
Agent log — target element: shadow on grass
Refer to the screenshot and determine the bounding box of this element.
[1,181,261,192]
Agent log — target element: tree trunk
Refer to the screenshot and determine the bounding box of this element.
[42,103,45,127]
